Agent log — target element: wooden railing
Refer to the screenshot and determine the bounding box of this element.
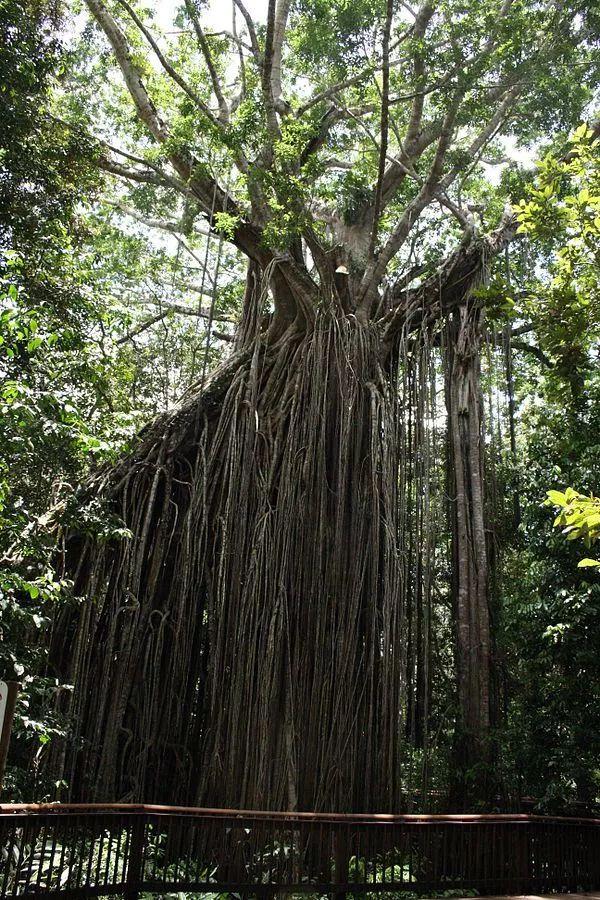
[1,803,600,898]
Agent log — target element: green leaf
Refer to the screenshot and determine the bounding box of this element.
[547,490,567,505]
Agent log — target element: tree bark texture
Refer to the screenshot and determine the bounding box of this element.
[445,300,494,806]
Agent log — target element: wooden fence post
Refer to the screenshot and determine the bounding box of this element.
[513,821,530,892]
[124,815,145,900]
[333,826,349,900]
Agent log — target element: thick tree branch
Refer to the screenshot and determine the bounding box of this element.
[358,84,465,306]
[438,84,521,192]
[379,119,442,207]
[373,0,519,215]
[357,86,464,307]
[98,140,185,182]
[298,104,376,167]
[366,2,436,210]
[510,340,552,367]
[426,88,464,187]
[261,0,280,144]
[482,325,552,367]
[368,0,394,258]
[232,0,261,65]
[380,209,519,349]
[98,157,185,191]
[403,3,435,154]
[108,200,210,237]
[271,0,292,112]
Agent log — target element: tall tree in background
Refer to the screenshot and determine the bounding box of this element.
[46,0,599,810]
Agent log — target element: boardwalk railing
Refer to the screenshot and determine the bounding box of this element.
[1,803,600,898]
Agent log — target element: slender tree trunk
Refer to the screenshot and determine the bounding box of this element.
[445,300,494,807]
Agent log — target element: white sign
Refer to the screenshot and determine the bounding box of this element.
[0,681,8,737]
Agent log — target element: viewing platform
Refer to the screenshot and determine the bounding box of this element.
[1,804,600,898]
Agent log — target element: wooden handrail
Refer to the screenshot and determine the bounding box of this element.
[1,801,600,826]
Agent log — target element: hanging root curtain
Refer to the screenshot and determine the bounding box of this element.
[53,299,418,811]
[50,227,511,812]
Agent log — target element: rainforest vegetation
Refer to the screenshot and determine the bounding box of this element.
[1,0,599,813]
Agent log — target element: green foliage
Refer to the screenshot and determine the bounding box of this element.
[515,124,600,393]
[289,0,384,69]
[472,279,516,324]
[500,368,600,809]
[213,212,240,240]
[546,488,600,568]
[0,0,137,799]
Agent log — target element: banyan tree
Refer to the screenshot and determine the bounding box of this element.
[50,0,597,811]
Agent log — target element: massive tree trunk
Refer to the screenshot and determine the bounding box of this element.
[445,299,495,806]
